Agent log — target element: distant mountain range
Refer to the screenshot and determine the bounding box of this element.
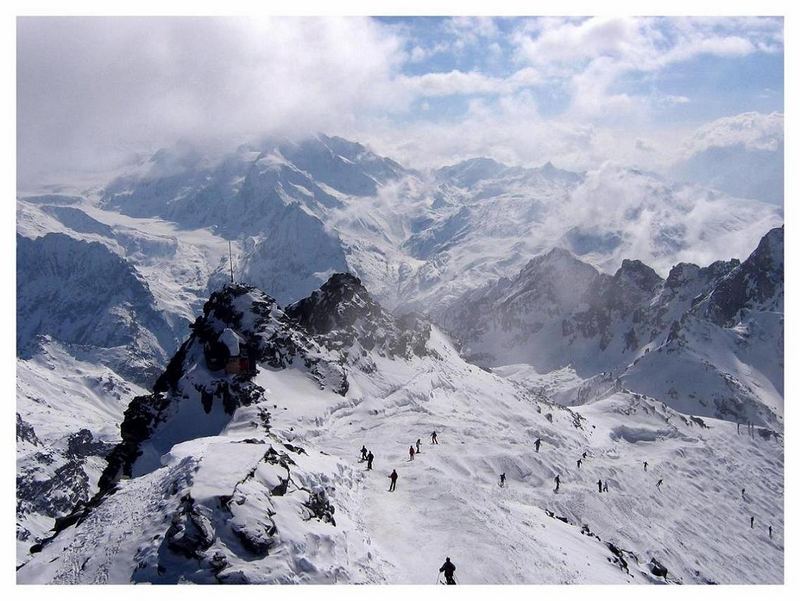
[16,134,784,579]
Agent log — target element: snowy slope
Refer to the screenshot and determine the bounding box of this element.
[16,339,147,563]
[444,227,783,428]
[444,228,783,429]
[16,197,237,559]
[17,275,783,584]
[16,134,784,582]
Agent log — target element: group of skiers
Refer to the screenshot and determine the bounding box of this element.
[360,431,441,494]
[361,430,457,584]
[359,445,374,470]
[747,506,774,539]
[360,420,777,584]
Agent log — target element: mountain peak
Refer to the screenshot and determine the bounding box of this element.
[286,272,376,336]
[614,259,663,292]
[436,157,508,187]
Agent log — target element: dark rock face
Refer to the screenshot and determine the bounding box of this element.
[286,273,431,360]
[16,413,40,446]
[17,428,115,543]
[286,273,381,335]
[166,495,215,559]
[704,226,783,327]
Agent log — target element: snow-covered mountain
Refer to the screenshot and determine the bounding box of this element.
[16,133,784,583]
[17,232,177,385]
[17,274,784,583]
[68,133,782,314]
[443,227,783,429]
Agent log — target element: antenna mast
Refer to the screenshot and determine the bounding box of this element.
[228,240,234,284]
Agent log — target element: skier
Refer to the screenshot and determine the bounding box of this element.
[389,469,398,492]
[577,459,582,469]
[741,487,746,499]
[750,516,754,528]
[643,461,648,471]
[439,557,457,585]
[416,438,422,453]
[409,446,415,461]
[769,525,773,539]
[582,451,588,459]
[499,473,506,488]
[554,475,560,492]
[737,422,740,435]
[597,479,603,493]
[431,431,439,444]
[534,438,541,453]
[656,479,663,490]
[366,451,374,470]
[603,481,609,493]
[360,445,368,461]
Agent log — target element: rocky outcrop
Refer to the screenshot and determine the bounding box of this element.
[286,273,431,360]
[445,227,784,426]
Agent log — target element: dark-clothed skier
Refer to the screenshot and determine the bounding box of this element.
[389,469,398,492]
[366,451,374,470]
[577,459,582,468]
[554,475,560,492]
[643,461,648,471]
[416,438,421,453]
[499,473,506,487]
[439,557,456,585]
[409,446,415,461]
[751,516,755,528]
[360,446,368,461]
[597,479,603,493]
[603,481,609,493]
[656,479,663,489]
[431,431,439,444]
[534,439,541,453]
[769,525,773,539]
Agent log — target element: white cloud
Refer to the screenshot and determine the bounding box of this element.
[398,67,541,97]
[16,16,783,191]
[347,91,685,175]
[17,17,408,185]
[681,112,784,156]
[511,17,782,120]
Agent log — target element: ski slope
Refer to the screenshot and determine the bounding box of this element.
[20,315,782,584]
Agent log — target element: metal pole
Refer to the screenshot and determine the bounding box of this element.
[228,240,234,284]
